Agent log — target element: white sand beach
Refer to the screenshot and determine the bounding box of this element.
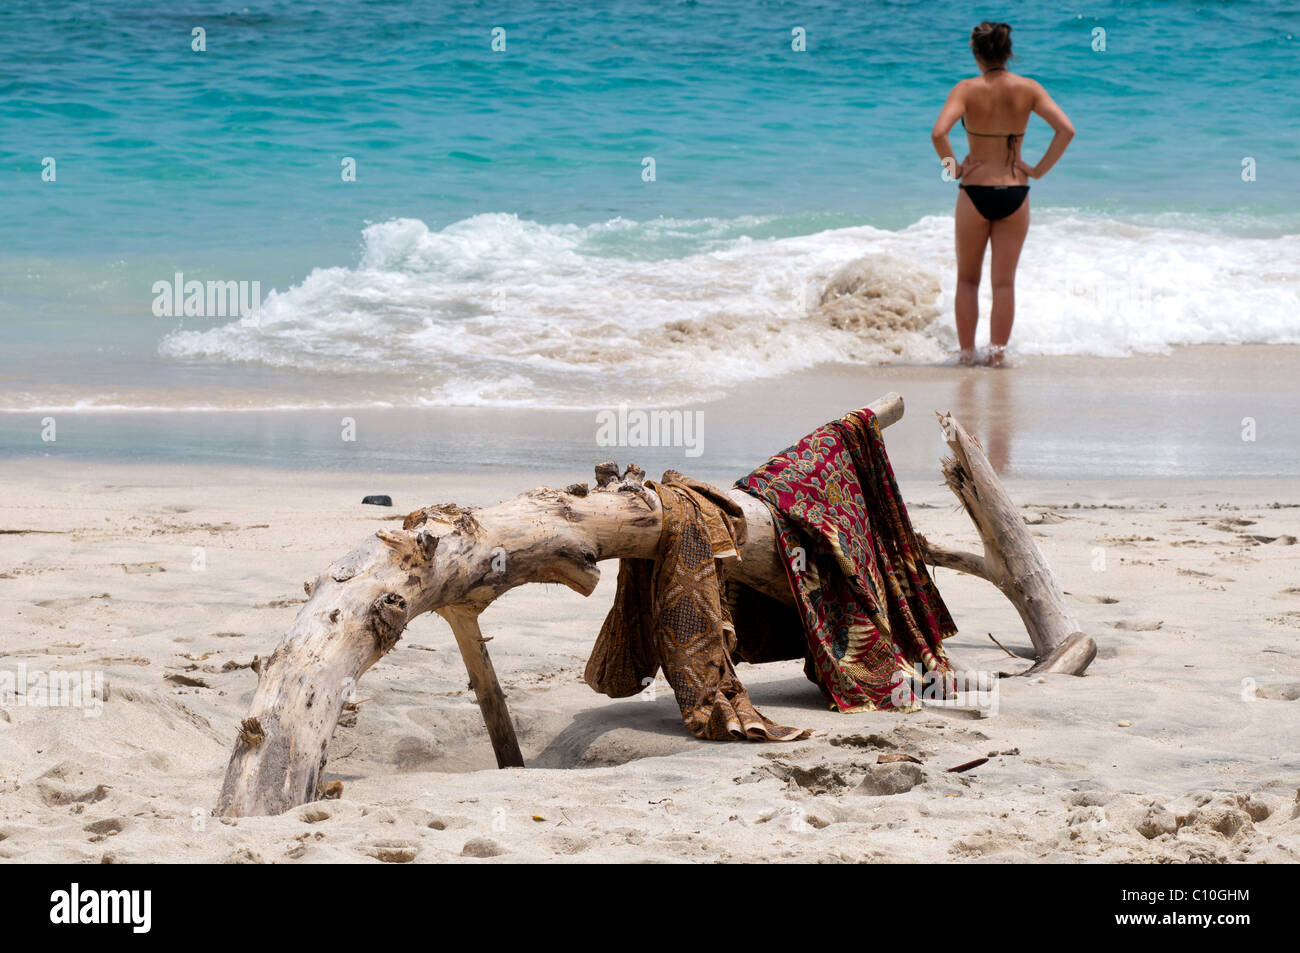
[2,456,1297,863]
[6,0,1300,880]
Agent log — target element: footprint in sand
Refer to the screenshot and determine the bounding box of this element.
[365,842,419,863]
[83,817,127,840]
[1242,534,1297,546]
[163,673,210,688]
[763,760,855,795]
[1113,619,1164,632]
[120,561,167,574]
[34,593,113,610]
[1023,511,1069,525]
[36,781,111,807]
[92,655,150,667]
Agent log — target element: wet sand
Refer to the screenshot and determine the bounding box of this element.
[2,345,1296,481]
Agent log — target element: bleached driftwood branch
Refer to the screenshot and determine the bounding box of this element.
[919,413,1097,677]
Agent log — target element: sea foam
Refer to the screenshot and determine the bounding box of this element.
[158,212,1300,407]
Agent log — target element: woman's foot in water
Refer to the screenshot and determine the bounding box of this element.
[985,344,1007,367]
[958,347,978,366]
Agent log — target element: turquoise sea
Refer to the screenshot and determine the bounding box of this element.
[1,1,1298,470]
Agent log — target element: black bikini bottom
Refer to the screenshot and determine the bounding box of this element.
[961,185,1029,221]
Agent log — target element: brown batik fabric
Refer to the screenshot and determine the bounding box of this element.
[584,471,812,742]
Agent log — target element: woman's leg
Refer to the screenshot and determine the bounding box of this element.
[954,190,990,364]
[987,198,1030,366]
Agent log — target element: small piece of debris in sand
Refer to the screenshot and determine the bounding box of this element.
[947,757,989,773]
[877,752,923,765]
[1117,720,1132,727]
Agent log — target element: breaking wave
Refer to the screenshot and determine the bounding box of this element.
[158,212,1300,407]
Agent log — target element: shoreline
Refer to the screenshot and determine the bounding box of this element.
[1,344,1296,480]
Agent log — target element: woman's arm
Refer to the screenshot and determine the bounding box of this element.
[1017,80,1074,179]
[931,83,980,179]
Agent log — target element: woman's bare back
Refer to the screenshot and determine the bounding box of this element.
[958,71,1038,186]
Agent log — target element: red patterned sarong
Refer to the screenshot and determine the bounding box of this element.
[736,408,957,712]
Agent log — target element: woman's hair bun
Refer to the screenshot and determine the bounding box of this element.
[970,21,1014,65]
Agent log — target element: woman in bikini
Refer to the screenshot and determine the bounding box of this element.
[931,22,1075,366]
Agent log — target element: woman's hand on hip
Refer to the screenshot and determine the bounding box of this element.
[1015,158,1040,179]
[957,155,983,179]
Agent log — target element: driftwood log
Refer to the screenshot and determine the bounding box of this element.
[918,413,1097,677]
[218,393,1091,817]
